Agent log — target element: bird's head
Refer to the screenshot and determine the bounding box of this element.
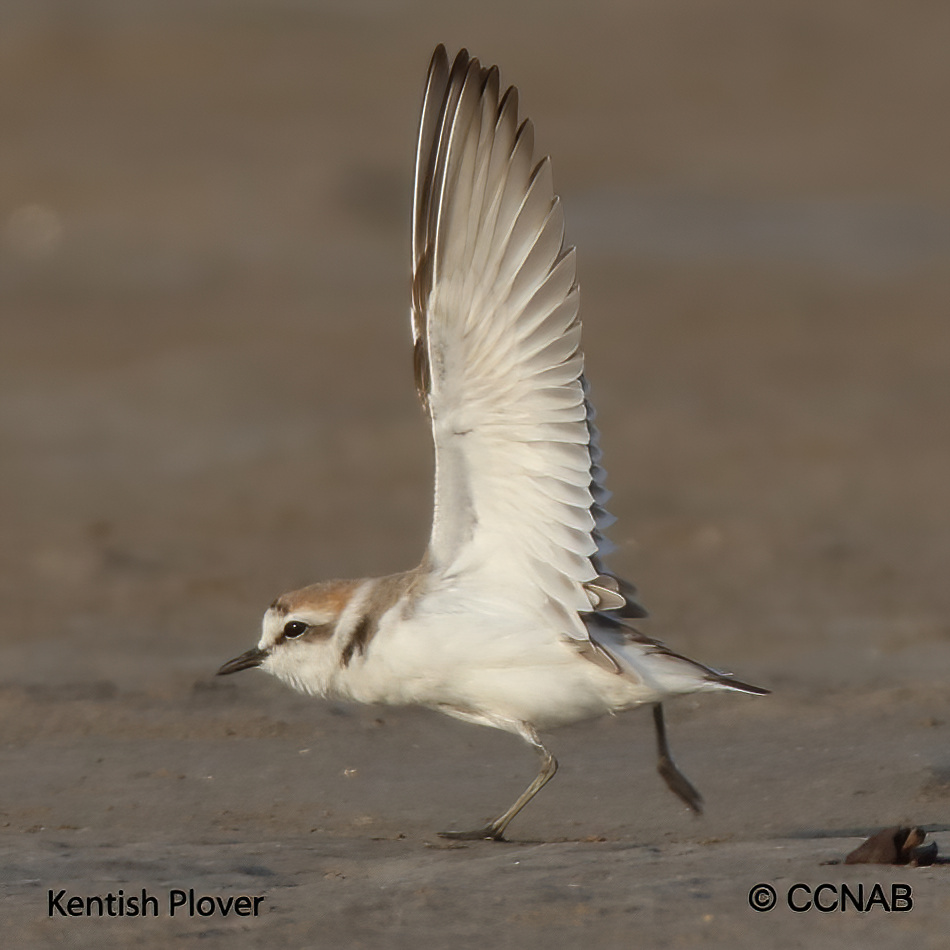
[216,579,360,693]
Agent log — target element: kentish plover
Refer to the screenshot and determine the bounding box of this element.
[218,45,767,840]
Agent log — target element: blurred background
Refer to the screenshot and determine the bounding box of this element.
[3,0,948,690]
[3,2,950,943]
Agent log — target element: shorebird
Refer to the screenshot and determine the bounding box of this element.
[218,45,767,840]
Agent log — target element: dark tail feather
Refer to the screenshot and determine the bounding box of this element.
[708,672,770,695]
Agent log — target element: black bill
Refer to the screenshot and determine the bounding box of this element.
[216,647,268,676]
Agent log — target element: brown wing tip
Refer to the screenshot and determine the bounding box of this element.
[711,674,770,695]
[413,335,431,408]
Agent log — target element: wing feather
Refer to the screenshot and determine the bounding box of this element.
[411,46,644,640]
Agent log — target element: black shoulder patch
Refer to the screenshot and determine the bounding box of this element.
[340,614,376,668]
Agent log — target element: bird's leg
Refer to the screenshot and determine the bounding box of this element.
[438,724,557,842]
[653,703,703,814]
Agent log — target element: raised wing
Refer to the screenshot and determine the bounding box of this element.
[411,46,641,641]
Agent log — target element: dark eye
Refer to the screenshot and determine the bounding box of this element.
[283,620,309,639]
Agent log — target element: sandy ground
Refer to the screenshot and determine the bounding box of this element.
[3,2,950,947]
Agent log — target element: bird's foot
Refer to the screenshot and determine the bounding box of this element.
[658,756,704,815]
[437,825,506,842]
